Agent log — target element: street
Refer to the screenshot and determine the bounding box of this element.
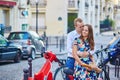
[0,54,67,80]
[0,35,120,80]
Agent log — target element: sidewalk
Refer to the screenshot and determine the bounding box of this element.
[108,63,120,80]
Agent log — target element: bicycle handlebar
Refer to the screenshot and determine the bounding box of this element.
[94,47,108,56]
[43,51,65,66]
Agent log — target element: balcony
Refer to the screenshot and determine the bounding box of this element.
[30,1,47,8]
[68,0,75,8]
[4,26,12,33]
[29,26,46,31]
[68,0,79,13]
[30,0,47,13]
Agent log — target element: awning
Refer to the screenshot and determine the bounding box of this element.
[0,1,16,7]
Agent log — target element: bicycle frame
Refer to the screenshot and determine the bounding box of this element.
[96,47,116,68]
[28,51,58,80]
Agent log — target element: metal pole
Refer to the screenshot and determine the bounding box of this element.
[36,2,38,33]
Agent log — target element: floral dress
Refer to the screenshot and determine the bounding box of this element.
[73,38,97,80]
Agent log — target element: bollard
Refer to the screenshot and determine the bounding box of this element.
[117,58,119,78]
[59,39,62,52]
[115,57,119,78]
[45,37,48,50]
[56,36,58,48]
[104,65,110,80]
[23,68,29,80]
[28,58,32,77]
[62,38,65,51]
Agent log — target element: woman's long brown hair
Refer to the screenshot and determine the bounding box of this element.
[80,24,94,50]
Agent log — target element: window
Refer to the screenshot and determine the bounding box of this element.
[0,35,7,46]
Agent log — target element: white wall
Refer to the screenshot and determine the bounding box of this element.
[46,0,67,36]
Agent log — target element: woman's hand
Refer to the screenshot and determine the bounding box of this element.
[89,62,102,73]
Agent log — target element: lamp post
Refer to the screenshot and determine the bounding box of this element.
[36,0,39,33]
[30,0,39,33]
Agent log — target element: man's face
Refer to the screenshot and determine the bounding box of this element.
[75,21,84,33]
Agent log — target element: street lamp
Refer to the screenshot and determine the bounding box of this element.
[35,0,39,33]
[30,0,40,33]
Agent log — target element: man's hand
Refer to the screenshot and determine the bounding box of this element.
[83,51,89,57]
[77,51,89,58]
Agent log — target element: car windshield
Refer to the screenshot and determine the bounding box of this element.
[29,31,39,39]
[8,32,30,40]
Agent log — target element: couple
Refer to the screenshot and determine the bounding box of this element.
[66,18,102,80]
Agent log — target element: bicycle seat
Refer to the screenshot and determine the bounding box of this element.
[63,67,74,75]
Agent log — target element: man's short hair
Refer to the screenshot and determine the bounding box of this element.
[74,18,83,26]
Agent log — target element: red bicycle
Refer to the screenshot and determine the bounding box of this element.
[26,51,72,80]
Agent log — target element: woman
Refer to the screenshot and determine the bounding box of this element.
[72,24,102,80]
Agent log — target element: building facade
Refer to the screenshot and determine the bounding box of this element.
[1,0,119,36]
[0,0,17,36]
[78,0,100,35]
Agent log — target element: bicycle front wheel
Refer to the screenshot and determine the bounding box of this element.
[53,65,66,80]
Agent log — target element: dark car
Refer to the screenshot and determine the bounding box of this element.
[7,31,45,59]
[107,36,120,65]
[0,34,22,63]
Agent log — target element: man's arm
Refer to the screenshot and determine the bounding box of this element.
[67,33,73,53]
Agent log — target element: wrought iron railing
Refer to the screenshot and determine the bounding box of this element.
[68,0,75,8]
[4,26,12,33]
[30,2,47,8]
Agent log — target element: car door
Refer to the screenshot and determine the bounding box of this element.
[0,35,16,60]
[32,35,41,52]
[30,32,42,53]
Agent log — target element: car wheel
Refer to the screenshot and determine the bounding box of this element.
[14,50,21,63]
[30,49,35,60]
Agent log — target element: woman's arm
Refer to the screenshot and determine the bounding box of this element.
[72,45,92,69]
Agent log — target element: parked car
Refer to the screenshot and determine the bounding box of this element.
[0,34,22,63]
[7,31,45,59]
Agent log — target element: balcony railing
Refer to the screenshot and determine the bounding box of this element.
[4,26,12,33]
[68,0,75,8]
[29,26,46,30]
[30,2,47,8]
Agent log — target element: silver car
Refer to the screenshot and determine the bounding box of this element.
[7,31,45,59]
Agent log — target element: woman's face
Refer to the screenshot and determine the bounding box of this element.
[82,26,89,37]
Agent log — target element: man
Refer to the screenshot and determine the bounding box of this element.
[65,18,89,80]
[66,18,84,70]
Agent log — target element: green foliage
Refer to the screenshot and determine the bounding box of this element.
[68,13,77,33]
[109,19,115,28]
[103,17,115,29]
